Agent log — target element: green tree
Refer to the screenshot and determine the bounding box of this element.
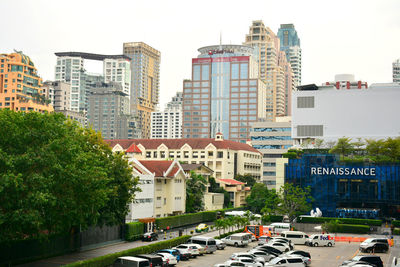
[0,110,139,242]
[314,139,325,149]
[185,172,207,213]
[208,177,231,208]
[329,137,354,159]
[235,174,256,187]
[276,183,313,223]
[262,189,280,215]
[246,183,278,214]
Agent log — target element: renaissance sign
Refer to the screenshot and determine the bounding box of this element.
[310,167,376,176]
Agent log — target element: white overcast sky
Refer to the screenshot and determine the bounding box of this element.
[1,0,400,108]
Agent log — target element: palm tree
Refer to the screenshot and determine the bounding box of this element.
[214,219,224,236]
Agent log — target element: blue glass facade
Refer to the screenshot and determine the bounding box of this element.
[285,154,400,218]
[277,24,300,61]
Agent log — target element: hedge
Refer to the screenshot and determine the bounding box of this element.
[214,228,245,239]
[155,207,243,230]
[394,228,400,235]
[298,216,382,226]
[335,224,370,234]
[64,235,191,267]
[392,221,400,227]
[262,215,284,223]
[125,222,145,241]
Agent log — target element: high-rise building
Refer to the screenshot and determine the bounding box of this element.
[182,44,266,143]
[244,20,294,121]
[103,58,131,98]
[151,92,182,139]
[87,82,137,139]
[0,51,53,113]
[123,42,161,139]
[277,24,302,88]
[393,59,400,83]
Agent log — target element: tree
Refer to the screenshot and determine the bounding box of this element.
[275,183,313,223]
[235,174,256,187]
[246,183,278,214]
[0,110,139,242]
[329,137,354,159]
[208,177,231,208]
[185,172,207,213]
[314,139,325,149]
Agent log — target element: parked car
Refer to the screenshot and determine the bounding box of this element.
[265,256,305,266]
[224,258,263,267]
[284,250,311,259]
[174,244,199,258]
[244,233,257,242]
[195,223,209,232]
[170,246,192,260]
[342,255,383,267]
[155,253,177,266]
[222,233,250,247]
[271,237,294,249]
[284,251,311,266]
[135,254,163,267]
[266,241,291,252]
[255,245,283,256]
[230,252,266,265]
[248,249,276,262]
[215,239,226,250]
[306,234,335,247]
[188,236,217,253]
[341,262,377,267]
[142,232,158,242]
[392,257,400,267]
[157,249,182,262]
[280,231,309,245]
[113,256,150,267]
[360,238,389,253]
[258,235,271,245]
[189,243,207,255]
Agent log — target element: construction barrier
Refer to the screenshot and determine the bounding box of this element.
[334,236,368,242]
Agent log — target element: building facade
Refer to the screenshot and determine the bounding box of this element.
[123,42,161,139]
[182,44,266,143]
[218,179,251,207]
[42,81,70,111]
[292,76,400,144]
[126,159,187,221]
[103,58,131,98]
[244,20,294,120]
[87,82,136,139]
[0,52,53,113]
[250,117,293,188]
[284,154,400,218]
[393,59,400,83]
[277,24,302,88]
[106,133,262,181]
[151,92,182,139]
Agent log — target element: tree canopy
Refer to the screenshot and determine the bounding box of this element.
[235,174,256,187]
[185,171,207,213]
[246,183,278,214]
[0,110,139,242]
[208,177,231,208]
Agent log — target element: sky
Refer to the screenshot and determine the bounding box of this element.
[1,0,400,108]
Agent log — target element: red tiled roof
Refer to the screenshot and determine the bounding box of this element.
[126,143,142,153]
[218,179,245,185]
[245,186,251,191]
[138,160,179,177]
[104,138,260,154]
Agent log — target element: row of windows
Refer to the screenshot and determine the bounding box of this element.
[145,150,225,159]
[251,136,292,141]
[254,145,292,149]
[253,127,291,132]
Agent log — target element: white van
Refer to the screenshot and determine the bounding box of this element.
[269,223,291,234]
[280,231,309,245]
[222,233,250,247]
[306,234,335,247]
[188,236,217,253]
[113,256,150,267]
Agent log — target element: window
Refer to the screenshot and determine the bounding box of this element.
[297,125,323,136]
[297,96,315,108]
[217,151,223,158]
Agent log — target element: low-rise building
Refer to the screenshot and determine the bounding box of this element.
[126,158,187,222]
[218,179,250,207]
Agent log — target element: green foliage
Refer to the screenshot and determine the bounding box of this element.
[214,228,244,239]
[235,174,256,187]
[298,216,382,226]
[125,222,145,241]
[283,149,303,159]
[64,235,191,267]
[0,110,139,242]
[261,215,284,224]
[275,183,313,222]
[329,137,354,158]
[186,172,207,213]
[155,211,217,229]
[208,177,231,208]
[323,220,369,234]
[246,183,278,214]
[392,221,400,227]
[393,228,400,235]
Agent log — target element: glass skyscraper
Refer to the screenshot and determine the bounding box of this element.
[182,44,266,143]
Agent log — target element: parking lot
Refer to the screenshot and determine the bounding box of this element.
[176,238,398,267]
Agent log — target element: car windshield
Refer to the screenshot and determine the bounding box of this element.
[269,257,282,264]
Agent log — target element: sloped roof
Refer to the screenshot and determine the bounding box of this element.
[126,143,142,153]
[104,138,260,154]
[218,179,245,185]
[138,160,180,178]
[180,163,214,173]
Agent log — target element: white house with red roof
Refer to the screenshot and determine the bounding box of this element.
[127,158,188,222]
[218,179,251,207]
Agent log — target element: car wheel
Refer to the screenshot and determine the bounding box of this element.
[314,242,319,247]
[327,242,332,247]
[234,242,238,247]
[285,248,289,252]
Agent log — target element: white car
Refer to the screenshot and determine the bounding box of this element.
[248,249,276,262]
[258,235,271,245]
[224,259,263,267]
[173,244,199,258]
[188,243,207,255]
[215,239,227,250]
[267,241,291,252]
[155,253,177,266]
[283,252,311,266]
[230,252,266,265]
[265,256,305,266]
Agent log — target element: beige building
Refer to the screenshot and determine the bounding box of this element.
[218,179,250,207]
[275,158,288,192]
[244,20,294,120]
[127,158,187,221]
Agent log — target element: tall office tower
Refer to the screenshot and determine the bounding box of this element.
[87,82,137,139]
[277,24,302,88]
[244,20,294,120]
[393,59,400,83]
[165,91,183,110]
[182,44,266,143]
[103,58,131,98]
[0,51,53,113]
[123,42,161,139]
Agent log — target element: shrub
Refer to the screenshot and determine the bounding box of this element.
[262,215,283,224]
[392,221,400,227]
[214,228,245,239]
[394,228,400,235]
[125,222,144,241]
[297,216,381,226]
[64,235,191,267]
